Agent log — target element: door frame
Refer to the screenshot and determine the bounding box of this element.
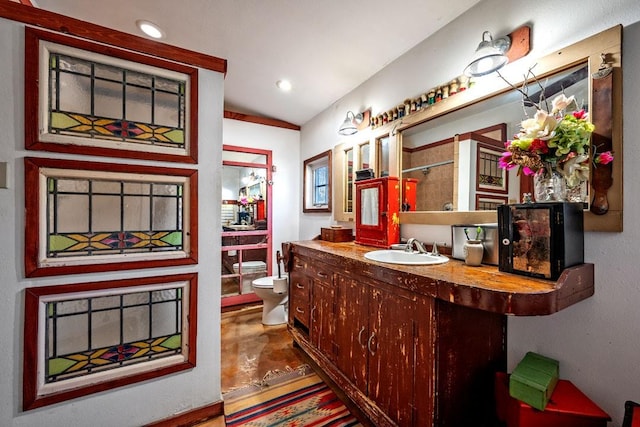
[221,145,273,307]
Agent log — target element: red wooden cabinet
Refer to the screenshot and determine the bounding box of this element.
[355,177,400,248]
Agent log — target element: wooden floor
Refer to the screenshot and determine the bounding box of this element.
[195,306,306,427]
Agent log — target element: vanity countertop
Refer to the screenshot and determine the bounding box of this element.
[288,240,594,316]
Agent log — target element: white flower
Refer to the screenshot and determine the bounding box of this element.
[560,153,590,186]
[551,94,577,114]
[517,110,557,140]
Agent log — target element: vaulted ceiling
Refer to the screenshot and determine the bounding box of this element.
[34,0,482,126]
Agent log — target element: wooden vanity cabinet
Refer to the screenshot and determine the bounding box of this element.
[335,274,430,425]
[287,244,507,427]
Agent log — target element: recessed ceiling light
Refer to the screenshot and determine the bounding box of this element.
[136,20,165,39]
[276,80,292,92]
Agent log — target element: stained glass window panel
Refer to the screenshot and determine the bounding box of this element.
[26,158,196,276]
[41,281,188,385]
[47,51,187,150]
[47,175,184,258]
[28,29,198,163]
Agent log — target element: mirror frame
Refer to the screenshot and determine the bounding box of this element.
[395,25,622,232]
[303,149,332,213]
[334,123,399,222]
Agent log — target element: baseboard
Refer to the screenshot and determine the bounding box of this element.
[144,400,224,427]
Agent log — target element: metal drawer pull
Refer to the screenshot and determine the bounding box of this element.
[367,332,377,356]
[358,326,366,347]
[296,283,305,289]
[296,307,305,314]
[317,271,328,278]
[295,262,304,268]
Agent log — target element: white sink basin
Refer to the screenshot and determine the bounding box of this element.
[364,249,449,265]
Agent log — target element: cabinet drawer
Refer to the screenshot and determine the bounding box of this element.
[307,261,333,284]
[289,272,310,328]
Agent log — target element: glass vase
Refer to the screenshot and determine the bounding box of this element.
[564,179,589,205]
[533,167,566,202]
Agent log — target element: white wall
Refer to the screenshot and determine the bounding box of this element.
[222,118,301,263]
[300,0,640,424]
[0,17,224,427]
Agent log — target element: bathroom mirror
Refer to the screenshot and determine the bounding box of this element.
[401,63,588,212]
[395,26,622,232]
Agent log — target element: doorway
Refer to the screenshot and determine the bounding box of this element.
[221,145,272,308]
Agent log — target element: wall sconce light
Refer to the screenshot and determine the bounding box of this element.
[338,111,364,136]
[464,31,512,77]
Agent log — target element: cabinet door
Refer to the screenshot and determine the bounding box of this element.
[335,274,369,394]
[367,283,417,426]
[310,278,335,360]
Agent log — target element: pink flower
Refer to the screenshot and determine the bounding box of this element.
[595,151,614,165]
[522,166,536,176]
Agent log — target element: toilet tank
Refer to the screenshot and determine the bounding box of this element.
[451,224,499,265]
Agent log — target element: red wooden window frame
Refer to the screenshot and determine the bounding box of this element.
[24,27,199,164]
[24,157,198,277]
[23,273,198,410]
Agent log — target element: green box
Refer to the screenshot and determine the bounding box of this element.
[509,352,559,411]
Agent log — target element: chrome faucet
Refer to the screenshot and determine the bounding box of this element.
[431,242,440,256]
[405,238,428,254]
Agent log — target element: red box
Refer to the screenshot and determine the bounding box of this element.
[496,372,611,427]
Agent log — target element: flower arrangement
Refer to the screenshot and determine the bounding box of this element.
[238,195,254,206]
[498,72,613,193]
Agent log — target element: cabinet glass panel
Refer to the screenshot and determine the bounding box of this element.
[361,187,379,226]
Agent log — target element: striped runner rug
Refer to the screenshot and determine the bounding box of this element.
[223,366,361,426]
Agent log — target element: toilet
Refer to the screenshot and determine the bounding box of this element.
[232,261,267,294]
[251,275,289,326]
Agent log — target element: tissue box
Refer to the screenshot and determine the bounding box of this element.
[509,352,559,411]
